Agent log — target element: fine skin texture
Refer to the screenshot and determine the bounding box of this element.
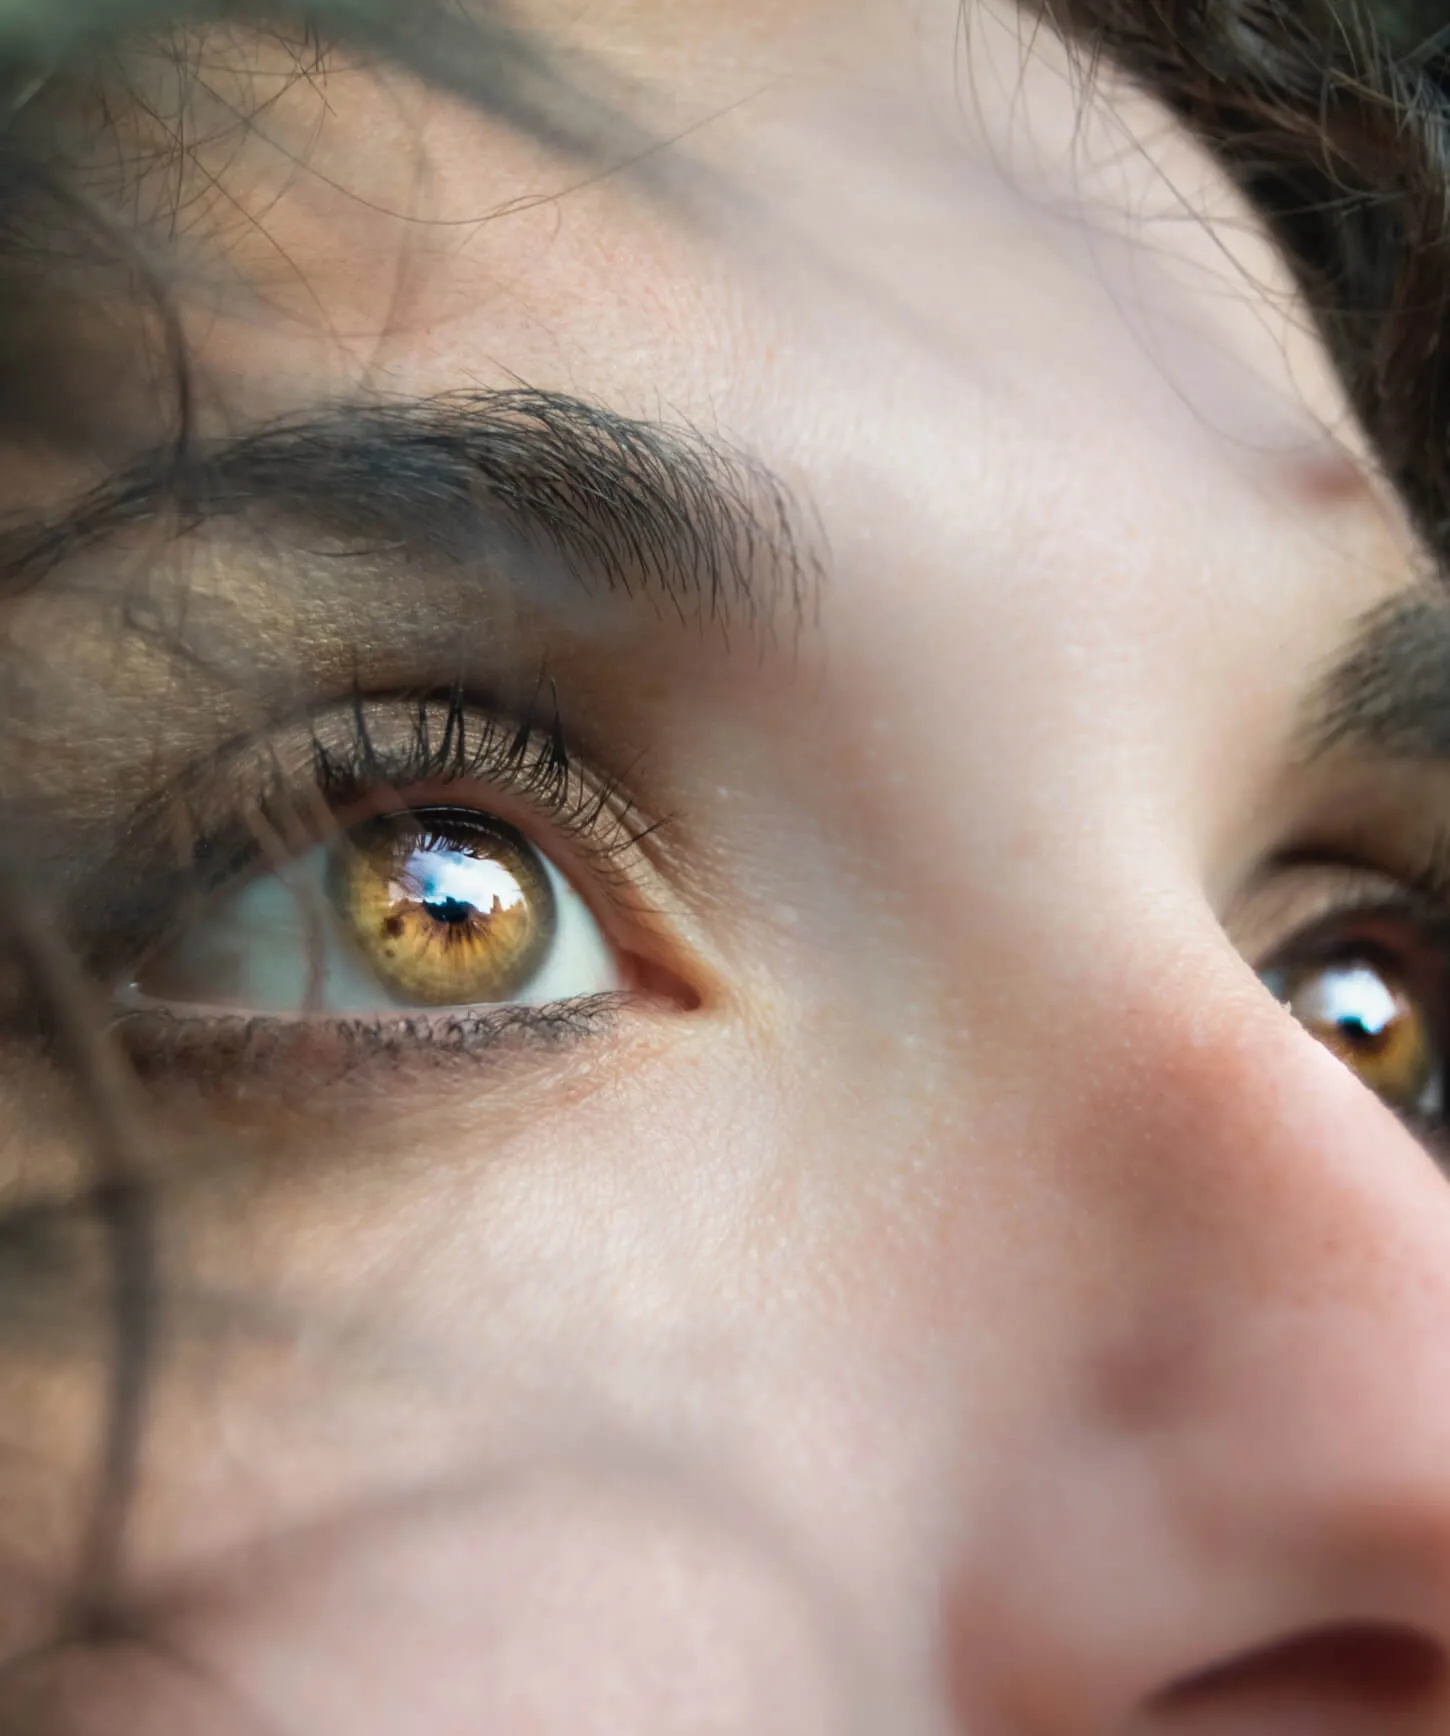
[5,1,1450,1732]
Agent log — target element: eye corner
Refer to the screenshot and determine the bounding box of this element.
[621,945,705,1013]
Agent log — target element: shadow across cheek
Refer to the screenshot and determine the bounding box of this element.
[11,1454,872,1736]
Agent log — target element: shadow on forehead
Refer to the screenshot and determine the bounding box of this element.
[0,2,725,479]
[7,1,650,167]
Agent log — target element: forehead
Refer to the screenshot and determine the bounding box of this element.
[89,0,1417,778]
[146,0,1350,443]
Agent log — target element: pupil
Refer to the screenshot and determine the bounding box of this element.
[1339,1014,1385,1052]
[402,843,526,931]
[424,895,477,927]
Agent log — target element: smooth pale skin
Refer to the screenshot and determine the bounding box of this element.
[5,1,1450,1732]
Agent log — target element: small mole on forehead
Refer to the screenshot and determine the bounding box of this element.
[1283,447,1375,511]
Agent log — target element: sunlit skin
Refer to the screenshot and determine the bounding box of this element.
[6,2,1450,1733]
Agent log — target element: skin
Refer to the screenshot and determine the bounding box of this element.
[4,1,1450,1731]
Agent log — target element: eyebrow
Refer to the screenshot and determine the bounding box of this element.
[0,388,816,644]
[1307,588,1450,759]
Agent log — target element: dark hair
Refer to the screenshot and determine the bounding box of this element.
[1040,0,1450,565]
[4,2,1444,554]
[0,0,1444,1691]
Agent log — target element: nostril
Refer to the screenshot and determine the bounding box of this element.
[1153,1621,1444,1713]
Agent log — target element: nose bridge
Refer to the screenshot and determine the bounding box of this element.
[1090,956,1450,1369]
[937,922,1450,1727]
[1059,926,1450,1497]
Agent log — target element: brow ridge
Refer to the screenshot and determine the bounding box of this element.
[0,388,818,644]
[1307,587,1450,760]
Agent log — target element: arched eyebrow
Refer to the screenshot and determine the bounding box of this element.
[0,388,818,646]
[1307,588,1450,759]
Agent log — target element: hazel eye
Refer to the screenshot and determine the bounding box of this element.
[332,811,556,1005]
[1261,940,1444,1123]
[130,805,622,1015]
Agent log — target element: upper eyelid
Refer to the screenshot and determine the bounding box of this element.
[1230,854,1450,973]
[164,689,650,847]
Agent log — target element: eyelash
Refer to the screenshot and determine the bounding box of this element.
[308,682,657,883]
[88,682,671,1078]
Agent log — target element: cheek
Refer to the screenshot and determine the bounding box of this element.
[9,1467,859,1736]
[96,1035,864,1579]
[88,1033,958,1708]
[156,1466,860,1736]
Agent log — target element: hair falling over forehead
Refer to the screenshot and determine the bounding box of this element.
[1037,0,1450,563]
[0,0,1445,549]
[0,0,1444,1689]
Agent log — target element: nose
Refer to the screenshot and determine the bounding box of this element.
[944,925,1450,1735]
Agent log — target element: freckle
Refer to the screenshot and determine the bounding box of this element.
[383,914,404,938]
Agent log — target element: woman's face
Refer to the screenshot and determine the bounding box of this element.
[6,1,1450,1730]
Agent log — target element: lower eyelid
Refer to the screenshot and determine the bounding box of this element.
[111,991,632,1099]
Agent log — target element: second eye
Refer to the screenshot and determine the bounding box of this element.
[128,806,623,1016]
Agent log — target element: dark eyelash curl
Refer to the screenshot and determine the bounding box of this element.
[59,675,664,993]
[310,676,651,875]
[77,676,670,1081]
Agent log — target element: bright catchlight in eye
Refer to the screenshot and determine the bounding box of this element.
[128,807,623,1016]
